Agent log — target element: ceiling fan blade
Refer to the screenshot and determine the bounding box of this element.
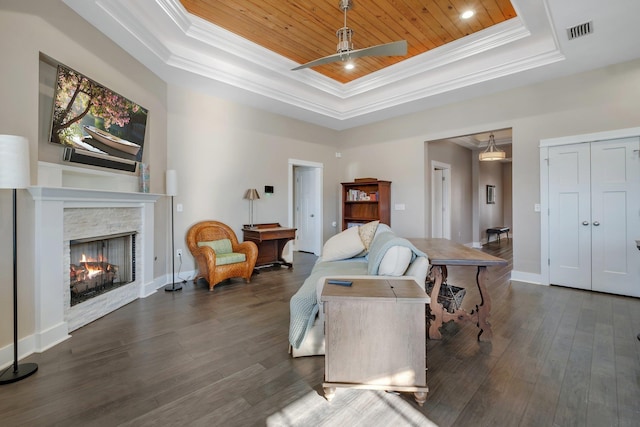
[292,40,407,71]
[349,40,408,59]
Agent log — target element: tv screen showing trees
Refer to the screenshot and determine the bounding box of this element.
[49,64,148,163]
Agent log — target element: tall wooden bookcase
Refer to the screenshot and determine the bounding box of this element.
[341,179,391,230]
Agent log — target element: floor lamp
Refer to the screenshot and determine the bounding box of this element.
[165,170,182,292]
[0,135,38,385]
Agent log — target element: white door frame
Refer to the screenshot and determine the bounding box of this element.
[539,126,640,286]
[288,158,323,256]
[431,160,451,239]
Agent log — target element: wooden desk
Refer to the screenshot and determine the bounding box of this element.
[409,238,507,341]
[242,223,296,268]
[321,278,430,406]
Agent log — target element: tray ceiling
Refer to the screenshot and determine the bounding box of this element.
[180,0,517,83]
[63,0,640,130]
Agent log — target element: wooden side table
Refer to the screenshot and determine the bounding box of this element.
[242,223,296,268]
[321,278,430,406]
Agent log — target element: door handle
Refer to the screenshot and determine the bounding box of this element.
[310,214,315,217]
[593,221,600,226]
[582,221,589,226]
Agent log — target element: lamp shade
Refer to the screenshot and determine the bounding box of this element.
[479,133,506,162]
[166,170,178,196]
[244,188,260,200]
[0,135,30,189]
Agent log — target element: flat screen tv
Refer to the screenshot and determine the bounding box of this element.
[49,64,148,167]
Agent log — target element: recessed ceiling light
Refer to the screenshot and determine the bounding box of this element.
[345,62,355,70]
[461,10,474,19]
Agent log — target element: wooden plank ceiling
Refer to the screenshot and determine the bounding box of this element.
[180,0,517,84]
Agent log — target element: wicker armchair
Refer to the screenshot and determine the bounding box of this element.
[186,220,258,291]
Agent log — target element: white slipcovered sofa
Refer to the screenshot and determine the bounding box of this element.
[289,222,429,357]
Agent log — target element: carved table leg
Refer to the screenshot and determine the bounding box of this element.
[428,266,445,339]
[323,386,336,402]
[473,266,493,341]
[414,391,427,406]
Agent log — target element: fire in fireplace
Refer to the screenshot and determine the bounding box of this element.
[69,232,136,306]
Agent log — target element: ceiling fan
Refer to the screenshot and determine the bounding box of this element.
[292,0,408,71]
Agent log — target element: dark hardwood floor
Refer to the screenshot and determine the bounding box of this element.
[2,240,639,426]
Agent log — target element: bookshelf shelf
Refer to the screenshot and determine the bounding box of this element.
[341,179,391,230]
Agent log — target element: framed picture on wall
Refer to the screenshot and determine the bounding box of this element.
[486,185,496,204]
[49,63,148,164]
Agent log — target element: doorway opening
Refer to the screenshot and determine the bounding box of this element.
[288,159,323,256]
[431,161,451,239]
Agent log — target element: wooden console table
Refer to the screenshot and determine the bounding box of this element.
[242,223,296,268]
[321,278,430,406]
[409,238,507,342]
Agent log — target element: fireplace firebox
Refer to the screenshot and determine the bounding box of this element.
[69,232,136,306]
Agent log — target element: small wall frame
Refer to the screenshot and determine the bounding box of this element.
[486,185,496,204]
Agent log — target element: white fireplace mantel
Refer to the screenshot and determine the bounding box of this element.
[27,186,161,353]
[28,186,161,204]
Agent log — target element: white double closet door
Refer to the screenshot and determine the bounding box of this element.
[549,137,640,297]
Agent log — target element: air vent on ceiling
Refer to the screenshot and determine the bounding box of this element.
[567,21,593,40]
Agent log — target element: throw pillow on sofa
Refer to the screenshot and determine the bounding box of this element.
[321,226,365,262]
[358,220,379,251]
[378,245,412,276]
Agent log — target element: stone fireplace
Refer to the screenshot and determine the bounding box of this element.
[28,186,160,350]
[62,206,146,331]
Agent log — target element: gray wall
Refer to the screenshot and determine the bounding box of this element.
[0,1,168,351]
[426,140,473,243]
[338,60,640,276]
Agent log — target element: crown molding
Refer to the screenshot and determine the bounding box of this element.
[65,0,566,129]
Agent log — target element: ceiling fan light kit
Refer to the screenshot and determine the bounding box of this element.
[479,133,506,161]
[292,0,408,71]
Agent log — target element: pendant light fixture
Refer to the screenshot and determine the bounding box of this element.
[479,133,506,161]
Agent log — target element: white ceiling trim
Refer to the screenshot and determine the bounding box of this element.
[63,0,580,129]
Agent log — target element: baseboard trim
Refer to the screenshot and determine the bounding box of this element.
[510,270,544,285]
[0,322,71,370]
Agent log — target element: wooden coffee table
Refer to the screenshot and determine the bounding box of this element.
[321,277,430,406]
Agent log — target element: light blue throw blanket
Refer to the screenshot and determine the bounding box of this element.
[367,229,426,275]
[288,228,427,349]
[289,259,367,349]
